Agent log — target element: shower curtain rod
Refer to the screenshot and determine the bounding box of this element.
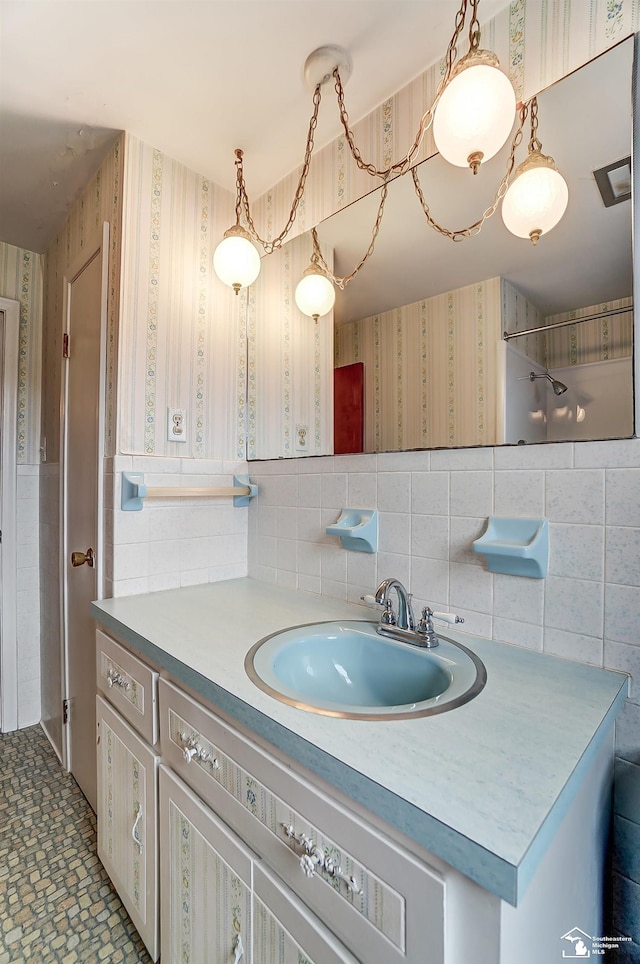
[503,304,633,342]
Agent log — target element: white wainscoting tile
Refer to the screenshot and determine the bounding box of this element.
[494,470,545,517]
[450,472,493,518]
[450,562,493,614]
[377,472,412,513]
[549,523,604,582]
[606,469,640,527]
[493,574,545,626]
[379,512,411,555]
[493,617,543,651]
[606,528,640,587]
[544,576,604,637]
[605,584,640,646]
[411,515,449,561]
[604,639,639,702]
[543,627,604,666]
[545,469,605,525]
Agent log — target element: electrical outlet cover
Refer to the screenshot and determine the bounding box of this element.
[295,424,309,450]
[168,408,187,442]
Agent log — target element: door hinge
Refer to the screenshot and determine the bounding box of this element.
[63,699,70,725]
[62,333,70,358]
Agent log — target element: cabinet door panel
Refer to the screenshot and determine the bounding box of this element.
[159,765,252,964]
[96,695,159,960]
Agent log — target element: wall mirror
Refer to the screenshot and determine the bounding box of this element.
[247,37,634,460]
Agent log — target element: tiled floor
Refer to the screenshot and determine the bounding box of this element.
[0,725,151,963]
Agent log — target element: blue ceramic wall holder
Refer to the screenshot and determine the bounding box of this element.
[326,509,378,553]
[472,516,549,578]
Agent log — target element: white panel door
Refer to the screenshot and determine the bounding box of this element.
[63,226,108,810]
[0,299,19,732]
[96,695,159,960]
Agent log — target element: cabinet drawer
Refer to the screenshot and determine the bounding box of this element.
[96,629,158,745]
[159,678,445,964]
[254,862,359,964]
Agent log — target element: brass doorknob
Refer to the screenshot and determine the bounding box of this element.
[71,547,95,568]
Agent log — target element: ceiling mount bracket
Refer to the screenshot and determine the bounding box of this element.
[304,45,352,91]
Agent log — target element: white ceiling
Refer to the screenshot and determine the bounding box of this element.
[0,0,510,253]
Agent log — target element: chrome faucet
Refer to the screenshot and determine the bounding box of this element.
[374,578,415,630]
[371,577,465,649]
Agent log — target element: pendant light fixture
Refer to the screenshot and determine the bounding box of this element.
[501,97,569,244]
[213,0,564,308]
[213,150,261,294]
[294,257,336,322]
[433,0,516,173]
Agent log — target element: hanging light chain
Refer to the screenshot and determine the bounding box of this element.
[311,176,390,289]
[411,101,529,242]
[468,0,481,51]
[239,84,323,254]
[528,96,542,152]
[333,0,471,180]
[233,149,244,221]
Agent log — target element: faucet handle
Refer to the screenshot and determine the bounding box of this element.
[432,611,465,625]
[380,602,397,625]
[360,594,381,607]
[418,607,434,632]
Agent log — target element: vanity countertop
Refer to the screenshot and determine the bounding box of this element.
[91,577,627,907]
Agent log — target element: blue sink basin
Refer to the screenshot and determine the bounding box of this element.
[245,620,486,720]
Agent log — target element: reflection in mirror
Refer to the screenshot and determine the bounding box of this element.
[248,38,634,460]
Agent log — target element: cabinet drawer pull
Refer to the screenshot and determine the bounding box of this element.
[281,823,362,894]
[232,933,244,963]
[107,667,130,690]
[132,803,143,853]
[324,855,363,895]
[178,731,219,768]
[282,824,323,878]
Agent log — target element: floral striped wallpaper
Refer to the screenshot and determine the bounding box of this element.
[335,278,504,451]
[247,232,334,460]
[118,134,246,459]
[543,296,633,369]
[0,243,43,465]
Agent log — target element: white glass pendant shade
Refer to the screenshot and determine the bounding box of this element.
[502,151,569,244]
[433,52,516,173]
[295,263,335,320]
[213,224,261,293]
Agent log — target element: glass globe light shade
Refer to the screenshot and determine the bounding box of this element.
[502,151,569,244]
[213,224,261,293]
[433,51,516,173]
[295,263,336,320]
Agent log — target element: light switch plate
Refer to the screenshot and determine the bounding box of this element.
[168,408,187,442]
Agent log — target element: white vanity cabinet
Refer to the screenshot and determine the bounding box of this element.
[159,763,359,964]
[96,631,160,961]
[92,586,624,964]
[158,677,445,964]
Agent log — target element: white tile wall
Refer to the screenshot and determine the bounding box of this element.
[248,438,640,705]
[107,456,250,597]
